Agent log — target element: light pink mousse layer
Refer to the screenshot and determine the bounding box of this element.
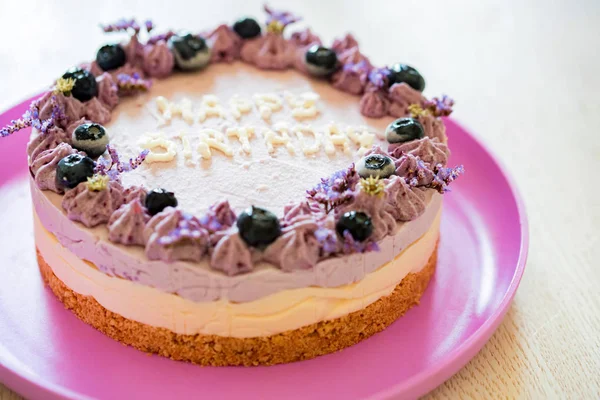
[31,178,441,303]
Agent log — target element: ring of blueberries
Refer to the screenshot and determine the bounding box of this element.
[54,16,429,249]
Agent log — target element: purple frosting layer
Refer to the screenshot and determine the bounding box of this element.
[207,24,242,63]
[141,41,174,78]
[240,33,294,70]
[145,207,210,262]
[108,199,150,246]
[31,178,441,303]
[62,180,124,228]
[31,143,82,194]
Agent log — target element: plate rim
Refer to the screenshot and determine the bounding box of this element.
[0,97,529,400]
[370,117,529,399]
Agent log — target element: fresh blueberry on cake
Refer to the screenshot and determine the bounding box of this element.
[305,45,338,77]
[72,123,109,158]
[386,63,426,91]
[145,188,178,215]
[96,44,127,71]
[1,5,463,366]
[233,17,262,39]
[61,67,98,101]
[168,33,211,70]
[356,153,396,179]
[385,117,425,143]
[55,154,96,189]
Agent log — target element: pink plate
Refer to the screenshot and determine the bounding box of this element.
[0,97,528,400]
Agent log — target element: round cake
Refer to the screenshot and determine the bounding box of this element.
[3,6,463,366]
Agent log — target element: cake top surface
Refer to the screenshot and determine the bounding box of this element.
[112,62,392,216]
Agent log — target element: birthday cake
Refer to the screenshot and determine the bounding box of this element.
[3,6,463,365]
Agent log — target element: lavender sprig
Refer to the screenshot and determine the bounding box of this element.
[101,18,142,34]
[116,73,152,95]
[147,30,176,45]
[95,145,149,179]
[367,67,390,89]
[144,20,155,32]
[314,227,339,256]
[423,95,455,117]
[264,4,302,27]
[407,163,464,193]
[0,97,61,138]
[307,165,359,214]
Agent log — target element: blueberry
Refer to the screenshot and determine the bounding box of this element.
[236,206,281,248]
[305,45,338,77]
[62,68,98,102]
[168,33,211,71]
[336,211,373,242]
[385,118,425,144]
[96,44,126,71]
[145,188,178,216]
[356,154,395,179]
[56,154,96,189]
[72,123,109,158]
[386,64,425,92]
[233,18,261,39]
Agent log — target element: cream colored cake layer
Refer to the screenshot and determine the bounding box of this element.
[35,207,441,338]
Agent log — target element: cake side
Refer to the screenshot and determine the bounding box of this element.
[34,203,440,337]
[31,175,442,304]
[38,245,437,366]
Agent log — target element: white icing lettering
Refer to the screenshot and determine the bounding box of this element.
[284,91,320,119]
[177,131,193,160]
[347,126,376,155]
[263,122,295,154]
[197,129,233,159]
[226,126,256,154]
[253,93,283,122]
[155,96,194,125]
[198,95,226,122]
[229,95,253,120]
[138,133,177,163]
[293,124,321,155]
[322,123,351,155]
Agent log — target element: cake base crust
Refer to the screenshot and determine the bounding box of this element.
[37,246,437,366]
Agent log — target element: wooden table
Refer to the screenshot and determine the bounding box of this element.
[0,0,598,398]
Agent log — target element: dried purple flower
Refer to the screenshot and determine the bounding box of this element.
[101,18,142,34]
[342,231,379,254]
[158,213,208,247]
[306,164,359,214]
[144,20,155,32]
[264,4,301,34]
[343,59,371,75]
[198,200,237,234]
[314,227,339,256]
[422,164,464,193]
[147,30,176,45]
[0,97,61,138]
[95,145,148,179]
[423,95,455,117]
[116,73,152,95]
[368,67,390,89]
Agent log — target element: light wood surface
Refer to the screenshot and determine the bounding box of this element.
[0,0,599,398]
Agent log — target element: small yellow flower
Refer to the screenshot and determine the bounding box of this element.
[266,20,285,34]
[86,174,109,192]
[408,104,431,118]
[53,77,76,95]
[359,176,385,197]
